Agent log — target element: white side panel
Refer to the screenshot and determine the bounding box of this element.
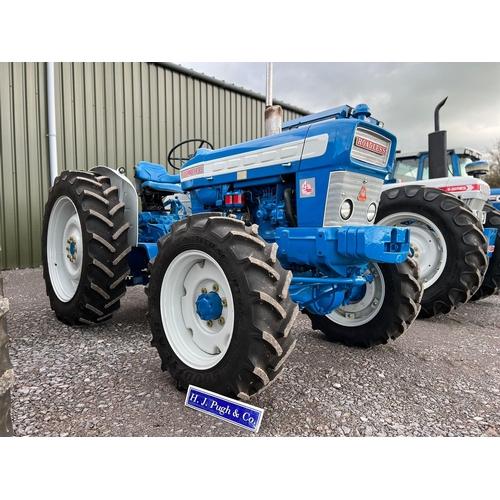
[181,134,329,182]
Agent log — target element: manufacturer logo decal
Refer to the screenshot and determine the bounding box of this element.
[300,178,315,198]
[441,184,480,193]
[181,165,204,179]
[357,186,367,202]
[355,136,387,156]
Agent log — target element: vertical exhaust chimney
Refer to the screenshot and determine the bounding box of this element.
[265,62,282,136]
[428,97,448,179]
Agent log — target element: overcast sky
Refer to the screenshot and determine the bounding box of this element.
[176,62,500,157]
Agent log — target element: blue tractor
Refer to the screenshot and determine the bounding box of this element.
[42,103,423,400]
[489,188,500,211]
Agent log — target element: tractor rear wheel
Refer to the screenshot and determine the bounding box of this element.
[470,203,500,301]
[42,170,131,325]
[376,184,488,318]
[147,214,297,401]
[303,258,422,347]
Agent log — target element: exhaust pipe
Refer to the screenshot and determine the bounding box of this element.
[264,63,282,136]
[428,97,448,179]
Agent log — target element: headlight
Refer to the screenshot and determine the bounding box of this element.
[340,199,354,220]
[366,202,377,222]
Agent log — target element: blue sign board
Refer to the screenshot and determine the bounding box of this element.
[185,385,265,433]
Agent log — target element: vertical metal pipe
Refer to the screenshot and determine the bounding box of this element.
[434,97,448,132]
[266,62,273,107]
[47,62,58,185]
[265,62,282,136]
[429,97,448,179]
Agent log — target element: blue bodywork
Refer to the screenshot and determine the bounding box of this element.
[129,103,411,316]
[490,188,500,211]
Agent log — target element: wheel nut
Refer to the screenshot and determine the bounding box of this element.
[206,320,213,327]
[221,298,227,307]
[218,317,225,326]
[201,287,207,294]
[212,283,219,292]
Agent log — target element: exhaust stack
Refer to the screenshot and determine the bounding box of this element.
[265,63,282,136]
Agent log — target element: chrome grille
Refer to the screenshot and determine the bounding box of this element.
[351,127,391,167]
[324,171,384,227]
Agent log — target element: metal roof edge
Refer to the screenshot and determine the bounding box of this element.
[151,62,311,116]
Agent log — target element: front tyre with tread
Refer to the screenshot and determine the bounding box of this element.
[42,170,131,325]
[303,258,423,348]
[147,214,298,401]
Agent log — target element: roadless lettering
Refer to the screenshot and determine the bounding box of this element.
[355,136,387,156]
[185,385,264,432]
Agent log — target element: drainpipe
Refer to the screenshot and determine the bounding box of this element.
[47,62,58,185]
[264,62,282,136]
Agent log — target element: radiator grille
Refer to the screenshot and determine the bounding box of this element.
[324,171,384,227]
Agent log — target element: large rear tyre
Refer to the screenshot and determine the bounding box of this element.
[303,258,422,348]
[376,185,488,318]
[470,203,500,300]
[42,170,131,325]
[147,214,298,401]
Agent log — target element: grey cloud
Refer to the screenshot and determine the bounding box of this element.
[178,62,500,155]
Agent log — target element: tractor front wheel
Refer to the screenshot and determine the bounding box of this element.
[147,214,297,400]
[303,258,422,347]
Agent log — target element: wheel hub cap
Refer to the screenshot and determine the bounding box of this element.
[195,291,223,321]
[66,236,78,263]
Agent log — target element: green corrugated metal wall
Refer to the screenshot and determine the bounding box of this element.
[0,62,305,270]
[0,62,49,270]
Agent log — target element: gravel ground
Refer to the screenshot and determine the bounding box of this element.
[3,266,500,438]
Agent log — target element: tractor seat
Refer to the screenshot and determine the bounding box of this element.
[135,161,183,193]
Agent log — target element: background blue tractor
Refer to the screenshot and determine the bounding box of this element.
[375,98,496,317]
[489,188,500,211]
[42,103,423,400]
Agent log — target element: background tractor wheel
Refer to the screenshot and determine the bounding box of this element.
[376,184,488,318]
[303,258,422,347]
[42,170,131,325]
[470,203,500,301]
[147,214,297,401]
[0,247,14,437]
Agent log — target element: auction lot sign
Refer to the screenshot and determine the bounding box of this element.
[185,385,264,433]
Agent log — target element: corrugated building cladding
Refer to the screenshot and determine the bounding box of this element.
[0,62,306,270]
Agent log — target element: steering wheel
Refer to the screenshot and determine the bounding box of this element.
[167,139,214,170]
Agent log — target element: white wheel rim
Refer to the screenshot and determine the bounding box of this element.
[326,262,385,326]
[378,211,447,288]
[47,196,83,302]
[160,250,235,370]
